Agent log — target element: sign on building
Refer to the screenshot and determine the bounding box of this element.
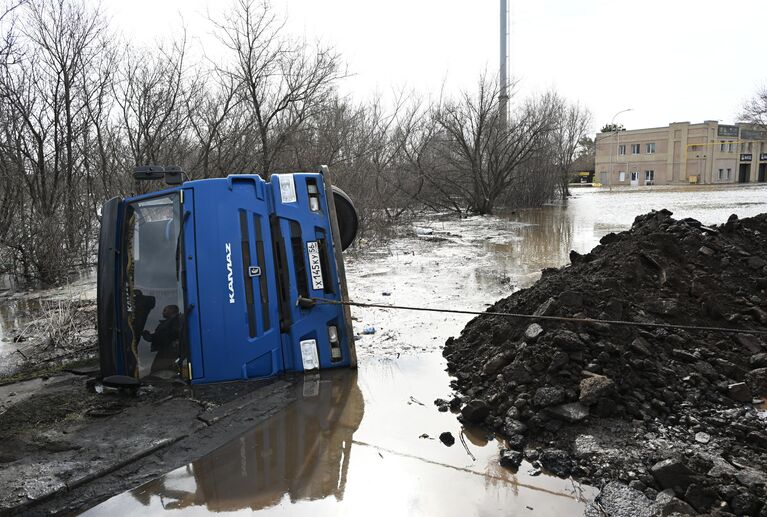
[741,129,767,140]
[718,125,739,137]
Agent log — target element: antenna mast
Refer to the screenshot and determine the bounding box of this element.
[499,0,509,130]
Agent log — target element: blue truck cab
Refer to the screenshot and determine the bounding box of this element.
[97,166,358,384]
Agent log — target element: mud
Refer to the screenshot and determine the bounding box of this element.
[444,210,767,515]
[1,372,300,516]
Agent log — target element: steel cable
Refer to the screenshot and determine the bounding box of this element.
[302,297,767,336]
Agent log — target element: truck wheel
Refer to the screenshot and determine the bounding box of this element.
[332,186,358,251]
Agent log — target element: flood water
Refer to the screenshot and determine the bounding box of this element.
[0,269,95,372]
[79,184,767,516]
[351,184,767,358]
[83,354,595,516]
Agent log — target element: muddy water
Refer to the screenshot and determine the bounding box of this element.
[82,353,595,516]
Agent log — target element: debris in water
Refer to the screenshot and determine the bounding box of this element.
[439,432,455,447]
[459,431,476,461]
[362,325,376,335]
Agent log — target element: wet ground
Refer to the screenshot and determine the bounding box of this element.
[3,184,767,515]
[0,270,95,378]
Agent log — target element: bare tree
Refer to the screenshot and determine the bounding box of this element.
[213,0,343,177]
[185,69,240,179]
[0,0,595,284]
[114,35,196,176]
[550,99,592,198]
[425,75,559,214]
[0,0,108,282]
[741,85,767,128]
[0,0,25,66]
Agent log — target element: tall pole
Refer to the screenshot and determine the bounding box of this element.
[499,0,508,131]
[606,108,632,191]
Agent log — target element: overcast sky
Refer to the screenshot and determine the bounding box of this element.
[101,0,767,134]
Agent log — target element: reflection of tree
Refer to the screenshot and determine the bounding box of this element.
[130,370,364,511]
[480,207,575,280]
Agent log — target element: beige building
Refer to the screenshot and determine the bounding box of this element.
[595,121,767,187]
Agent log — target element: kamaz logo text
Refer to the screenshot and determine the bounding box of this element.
[225,243,235,304]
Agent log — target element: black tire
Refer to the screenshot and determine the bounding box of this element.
[332,186,358,251]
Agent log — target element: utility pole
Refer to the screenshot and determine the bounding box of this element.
[499,0,508,131]
[606,108,632,191]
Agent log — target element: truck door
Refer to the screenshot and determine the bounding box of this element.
[192,177,283,382]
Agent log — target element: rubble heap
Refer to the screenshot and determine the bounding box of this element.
[444,210,767,515]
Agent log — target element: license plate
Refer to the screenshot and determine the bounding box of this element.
[306,241,324,290]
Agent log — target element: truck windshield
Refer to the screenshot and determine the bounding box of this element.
[120,193,185,378]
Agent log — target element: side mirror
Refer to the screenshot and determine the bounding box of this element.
[164,166,183,186]
[133,165,186,186]
[134,165,165,181]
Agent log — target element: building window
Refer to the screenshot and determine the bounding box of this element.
[646,143,656,154]
[618,144,626,155]
[747,142,753,152]
[718,168,724,180]
[726,168,731,180]
[619,171,625,182]
[720,141,726,152]
[728,143,734,152]
[645,170,655,184]
[631,144,640,154]
[690,145,700,152]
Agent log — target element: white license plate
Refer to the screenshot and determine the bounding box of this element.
[306,241,324,290]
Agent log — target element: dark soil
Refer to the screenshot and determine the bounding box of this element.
[0,369,298,516]
[444,210,767,516]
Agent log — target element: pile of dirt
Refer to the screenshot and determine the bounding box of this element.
[443,210,767,515]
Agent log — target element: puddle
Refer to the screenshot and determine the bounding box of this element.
[81,353,595,516]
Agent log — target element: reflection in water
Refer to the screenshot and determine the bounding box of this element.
[0,268,96,344]
[472,185,767,290]
[83,354,594,517]
[129,371,363,513]
[0,298,43,343]
[0,270,96,376]
[486,206,575,276]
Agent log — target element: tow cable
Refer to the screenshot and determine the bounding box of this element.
[298,296,767,336]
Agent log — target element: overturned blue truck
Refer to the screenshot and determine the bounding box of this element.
[97,165,358,384]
